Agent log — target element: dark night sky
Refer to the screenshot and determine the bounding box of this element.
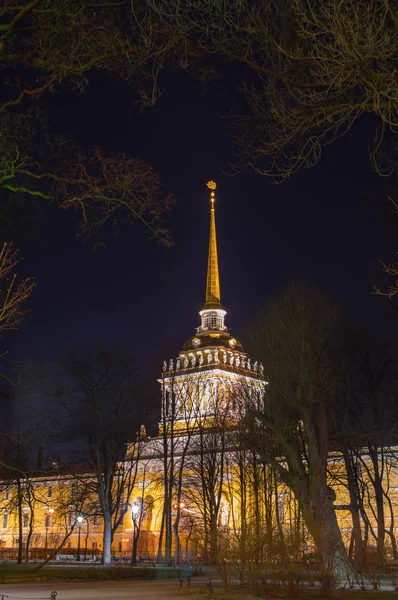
[7,72,397,380]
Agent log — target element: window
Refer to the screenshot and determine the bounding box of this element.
[217,315,223,329]
[210,313,217,329]
[71,483,76,499]
[68,510,75,527]
[118,542,122,552]
[203,315,209,329]
[92,541,97,550]
[2,513,8,529]
[4,491,9,501]
[277,495,285,524]
[23,512,29,528]
[93,514,99,527]
[45,514,51,528]
[67,541,72,549]
[47,486,52,498]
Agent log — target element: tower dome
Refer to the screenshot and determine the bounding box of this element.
[160,181,264,426]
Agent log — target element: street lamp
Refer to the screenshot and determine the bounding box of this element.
[131,502,140,566]
[76,515,83,561]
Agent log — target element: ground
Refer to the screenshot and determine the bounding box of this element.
[1,579,398,600]
[0,579,189,599]
[1,567,398,600]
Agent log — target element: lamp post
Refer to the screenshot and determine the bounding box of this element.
[76,515,83,561]
[83,518,89,561]
[45,508,54,555]
[131,502,140,566]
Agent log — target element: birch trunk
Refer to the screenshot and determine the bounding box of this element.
[102,513,112,566]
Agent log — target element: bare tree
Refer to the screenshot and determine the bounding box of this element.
[49,343,151,566]
[242,283,348,576]
[184,410,231,564]
[157,363,203,565]
[334,334,398,565]
[0,242,34,346]
[129,0,397,178]
[0,114,173,247]
[1,2,175,246]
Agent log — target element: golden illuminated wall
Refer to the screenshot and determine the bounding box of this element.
[1,449,398,558]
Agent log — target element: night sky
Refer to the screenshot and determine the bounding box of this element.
[7,71,397,380]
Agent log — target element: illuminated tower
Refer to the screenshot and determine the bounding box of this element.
[161,181,263,426]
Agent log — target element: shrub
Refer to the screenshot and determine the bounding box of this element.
[5,566,181,583]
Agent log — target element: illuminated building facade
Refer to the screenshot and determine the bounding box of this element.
[0,182,395,564]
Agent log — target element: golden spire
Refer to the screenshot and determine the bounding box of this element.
[204,181,222,309]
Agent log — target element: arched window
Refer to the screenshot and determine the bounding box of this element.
[203,315,209,329]
[217,315,223,329]
[218,493,231,527]
[210,313,217,328]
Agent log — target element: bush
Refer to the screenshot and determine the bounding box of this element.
[317,570,338,598]
[4,565,181,583]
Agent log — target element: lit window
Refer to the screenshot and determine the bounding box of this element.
[68,511,75,527]
[277,495,285,523]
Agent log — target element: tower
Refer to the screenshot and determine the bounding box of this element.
[160,182,263,427]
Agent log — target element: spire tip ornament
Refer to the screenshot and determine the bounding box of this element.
[207,181,216,206]
[203,180,222,310]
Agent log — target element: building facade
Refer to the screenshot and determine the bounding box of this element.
[0,182,397,564]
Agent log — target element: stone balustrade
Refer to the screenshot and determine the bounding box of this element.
[163,352,264,375]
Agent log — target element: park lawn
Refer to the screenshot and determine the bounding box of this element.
[0,563,180,583]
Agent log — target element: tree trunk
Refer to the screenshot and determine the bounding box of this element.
[131,523,140,566]
[165,494,172,563]
[385,490,398,559]
[25,494,34,562]
[102,513,112,566]
[173,516,180,567]
[157,506,165,562]
[301,488,348,577]
[342,447,363,565]
[369,446,385,563]
[16,476,23,564]
[209,513,218,563]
